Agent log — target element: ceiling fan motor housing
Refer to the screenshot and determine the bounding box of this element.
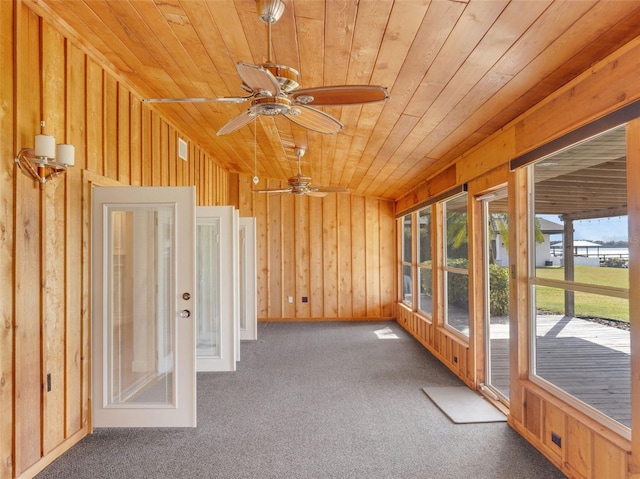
[251,96,291,116]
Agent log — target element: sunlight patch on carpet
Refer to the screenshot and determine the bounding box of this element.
[374,327,399,339]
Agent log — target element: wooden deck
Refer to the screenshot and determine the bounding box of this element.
[489,315,630,427]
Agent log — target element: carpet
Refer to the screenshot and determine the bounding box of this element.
[423,386,507,424]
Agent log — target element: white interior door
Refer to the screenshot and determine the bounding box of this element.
[233,209,240,362]
[239,217,257,341]
[92,186,196,427]
[195,206,236,371]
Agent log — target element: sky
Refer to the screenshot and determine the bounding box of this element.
[540,215,629,243]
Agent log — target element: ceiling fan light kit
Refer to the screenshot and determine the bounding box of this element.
[252,147,349,197]
[257,0,285,24]
[142,0,390,137]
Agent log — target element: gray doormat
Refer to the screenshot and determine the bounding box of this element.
[423,386,507,424]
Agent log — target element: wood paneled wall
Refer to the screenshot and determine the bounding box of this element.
[395,35,640,479]
[1,4,228,478]
[231,173,396,321]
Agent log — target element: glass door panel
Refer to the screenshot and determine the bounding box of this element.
[106,207,174,406]
[196,218,221,358]
[483,188,510,402]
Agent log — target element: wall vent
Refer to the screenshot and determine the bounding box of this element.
[178,138,188,161]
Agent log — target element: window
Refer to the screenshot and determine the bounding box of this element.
[443,193,469,337]
[530,125,629,434]
[401,214,413,305]
[418,207,433,316]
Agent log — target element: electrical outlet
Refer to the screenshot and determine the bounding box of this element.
[302,297,308,303]
[288,296,293,304]
[551,432,562,448]
[453,356,458,364]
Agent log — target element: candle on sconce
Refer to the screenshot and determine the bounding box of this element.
[34,134,56,159]
[56,144,75,166]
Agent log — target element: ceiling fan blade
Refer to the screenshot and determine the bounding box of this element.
[285,105,343,135]
[236,62,280,97]
[305,191,327,198]
[142,96,250,104]
[216,110,256,136]
[313,186,350,193]
[252,188,294,194]
[291,85,390,106]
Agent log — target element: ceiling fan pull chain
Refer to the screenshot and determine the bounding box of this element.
[267,21,273,64]
[253,116,259,185]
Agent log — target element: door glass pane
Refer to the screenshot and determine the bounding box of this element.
[485,200,510,400]
[196,219,221,358]
[106,206,175,406]
[239,226,246,331]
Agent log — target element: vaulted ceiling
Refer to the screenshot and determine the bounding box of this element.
[32,0,640,200]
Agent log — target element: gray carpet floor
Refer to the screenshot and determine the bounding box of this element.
[37,321,565,479]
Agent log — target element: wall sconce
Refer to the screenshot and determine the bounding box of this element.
[14,121,74,185]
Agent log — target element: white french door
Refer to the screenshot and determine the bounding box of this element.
[92,186,196,427]
[195,206,237,372]
[239,217,257,341]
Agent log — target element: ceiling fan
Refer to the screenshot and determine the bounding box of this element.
[142,0,390,136]
[252,147,349,197]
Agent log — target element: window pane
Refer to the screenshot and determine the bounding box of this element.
[402,264,412,305]
[445,195,468,266]
[418,208,431,263]
[446,271,469,336]
[403,214,412,263]
[418,267,432,315]
[534,287,630,427]
[538,215,629,286]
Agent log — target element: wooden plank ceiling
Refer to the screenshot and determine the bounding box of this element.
[32,0,640,200]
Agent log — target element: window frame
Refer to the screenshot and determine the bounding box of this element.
[417,206,433,319]
[400,213,414,306]
[525,125,631,439]
[442,192,470,339]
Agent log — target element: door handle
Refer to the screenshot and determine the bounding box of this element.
[180,310,191,318]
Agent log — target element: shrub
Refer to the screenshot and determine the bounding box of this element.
[489,263,509,316]
[603,257,628,268]
[445,260,509,317]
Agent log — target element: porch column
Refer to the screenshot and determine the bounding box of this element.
[563,217,574,317]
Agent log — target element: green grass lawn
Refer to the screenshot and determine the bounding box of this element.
[535,266,629,322]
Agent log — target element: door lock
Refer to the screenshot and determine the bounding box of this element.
[180,310,191,318]
[182,292,191,300]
